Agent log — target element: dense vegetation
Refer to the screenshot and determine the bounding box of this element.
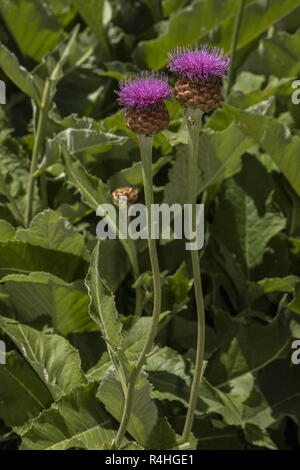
[0,0,300,450]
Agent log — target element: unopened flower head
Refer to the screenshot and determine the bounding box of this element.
[112,186,138,206]
[168,45,230,112]
[168,45,230,80]
[117,73,172,136]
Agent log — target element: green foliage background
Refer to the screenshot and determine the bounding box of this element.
[0,0,300,450]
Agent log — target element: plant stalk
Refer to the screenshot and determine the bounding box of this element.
[127,236,143,318]
[181,108,206,443]
[25,78,52,227]
[114,135,162,448]
[226,0,246,97]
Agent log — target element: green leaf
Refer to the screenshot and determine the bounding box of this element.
[62,147,112,210]
[108,156,171,189]
[258,276,299,294]
[164,124,251,205]
[120,442,144,450]
[145,418,177,450]
[244,423,277,450]
[15,209,90,261]
[0,43,42,102]
[146,347,242,427]
[244,29,300,78]
[225,104,300,197]
[21,384,117,450]
[133,0,249,70]
[0,316,85,399]
[228,74,293,111]
[217,0,300,53]
[288,286,300,315]
[86,317,152,381]
[71,0,109,56]
[0,240,88,282]
[196,419,244,450]
[1,272,96,335]
[242,360,300,430]
[0,220,15,241]
[85,240,122,349]
[97,368,158,446]
[206,311,291,387]
[162,0,184,18]
[0,0,63,61]
[0,350,52,428]
[33,25,88,87]
[122,317,152,364]
[43,128,127,172]
[212,157,286,271]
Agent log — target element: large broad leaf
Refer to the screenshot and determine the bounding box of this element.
[241,360,300,430]
[145,418,178,450]
[71,0,109,56]
[258,276,299,294]
[33,25,91,86]
[86,317,152,382]
[195,419,245,450]
[0,350,52,428]
[0,43,42,102]
[216,0,300,53]
[0,240,88,282]
[132,0,251,69]
[0,0,63,61]
[42,129,127,172]
[108,156,171,189]
[0,220,15,241]
[0,316,85,399]
[164,124,251,205]
[244,29,300,78]
[51,128,127,155]
[21,384,117,450]
[227,73,293,111]
[225,104,300,197]
[212,156,286,272]
[15,209,90,261]
[1,272,96,335]
[162,0,184,17]
[62,147,112,210]
[146,347,243,427]
[205,311,291,388]
[97,368,158,446]
[85,240,122,350]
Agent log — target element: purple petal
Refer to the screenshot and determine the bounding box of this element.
[117,72,172,108]
[168,45,230,79]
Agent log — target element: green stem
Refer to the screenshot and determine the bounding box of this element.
[226,0,246,98]
[25,78,52,227]
[127,236,143,318]
[114,135,162,448]
[182,108,206,443]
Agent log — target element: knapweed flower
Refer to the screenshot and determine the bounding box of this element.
[117,73,172,136]
[112,186,138,206]
[168,45,230,112]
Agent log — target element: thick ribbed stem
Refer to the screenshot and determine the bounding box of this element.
[181,108,206,443]
[114,135,162,448]
[127,236,143,318]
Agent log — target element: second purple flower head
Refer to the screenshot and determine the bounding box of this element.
[168,45,230,112]
[117,72,172,136]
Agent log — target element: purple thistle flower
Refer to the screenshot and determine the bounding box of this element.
[117,72,172,109]
[168,45,230,80]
